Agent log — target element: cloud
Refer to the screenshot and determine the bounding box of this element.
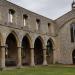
[7,0,73,19]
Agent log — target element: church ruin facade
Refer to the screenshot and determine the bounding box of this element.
[0,0,75,69]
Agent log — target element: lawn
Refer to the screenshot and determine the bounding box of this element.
[0,65,75,75]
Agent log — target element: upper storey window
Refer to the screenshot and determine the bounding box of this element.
[48,23,51,32]
[23,14,28,26]
[70,23,75,42]
[36,19,40,30]
[48,23,51,28]
[8,9,15,23]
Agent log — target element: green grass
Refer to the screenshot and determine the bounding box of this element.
[0,65,75,75]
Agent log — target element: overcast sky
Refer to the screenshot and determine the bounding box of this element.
[7,0,73,20]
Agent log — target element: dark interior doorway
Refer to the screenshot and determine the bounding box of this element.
[5,33,17,66]
[34,37,43,65]
[47,39,53,64]
[22,36,31,66]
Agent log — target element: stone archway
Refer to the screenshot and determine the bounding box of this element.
[34,36,44,65]
[5,33,18,66]
[22,35,31,66]
[72,50,75,64]
[47,38,54,64]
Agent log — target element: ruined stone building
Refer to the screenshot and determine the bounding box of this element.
[0,0,75,69]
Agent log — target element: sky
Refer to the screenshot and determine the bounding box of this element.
[7,0,73,20]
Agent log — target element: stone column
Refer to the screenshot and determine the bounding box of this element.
[1,46,5,69]
[17,47,22,68]
[30,48,35,66]
[43,49,47,65]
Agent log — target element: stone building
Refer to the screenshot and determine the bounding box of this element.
[0,0,75,69]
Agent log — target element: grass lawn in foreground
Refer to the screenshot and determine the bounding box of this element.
[0,65,75,75]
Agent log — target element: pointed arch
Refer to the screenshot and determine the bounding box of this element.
[35,36,45,48]
[47,38,54,64]
[34,36,44,65]
[24,33,32,48]
[5,31,19,66]
[6,31,19,46]
[22,34,31,49]
[21,33,32,65]
[21,33,32,48]
[47,37,55,49]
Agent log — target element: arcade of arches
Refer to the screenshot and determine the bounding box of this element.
[0,33,55,68]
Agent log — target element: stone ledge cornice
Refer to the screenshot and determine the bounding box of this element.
[0,23,56,37]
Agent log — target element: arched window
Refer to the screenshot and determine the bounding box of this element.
[47,39,53,55]
[36,19,40,30]
[48,23,51,32]
[70,23,75,42]
[23,14,28,26]
[8,9,15,23]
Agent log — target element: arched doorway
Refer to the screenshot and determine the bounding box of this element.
[34,37,43,65]
[22,36,31,66]
[47,39,53,64]
[72,50,75,64]
[5,33,17,66]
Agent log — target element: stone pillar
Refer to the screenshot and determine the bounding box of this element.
[17,47,22,68]
[43,49,47,65]
[53,47,56,64]
[30,48,35,66]
[1,46,5,69]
